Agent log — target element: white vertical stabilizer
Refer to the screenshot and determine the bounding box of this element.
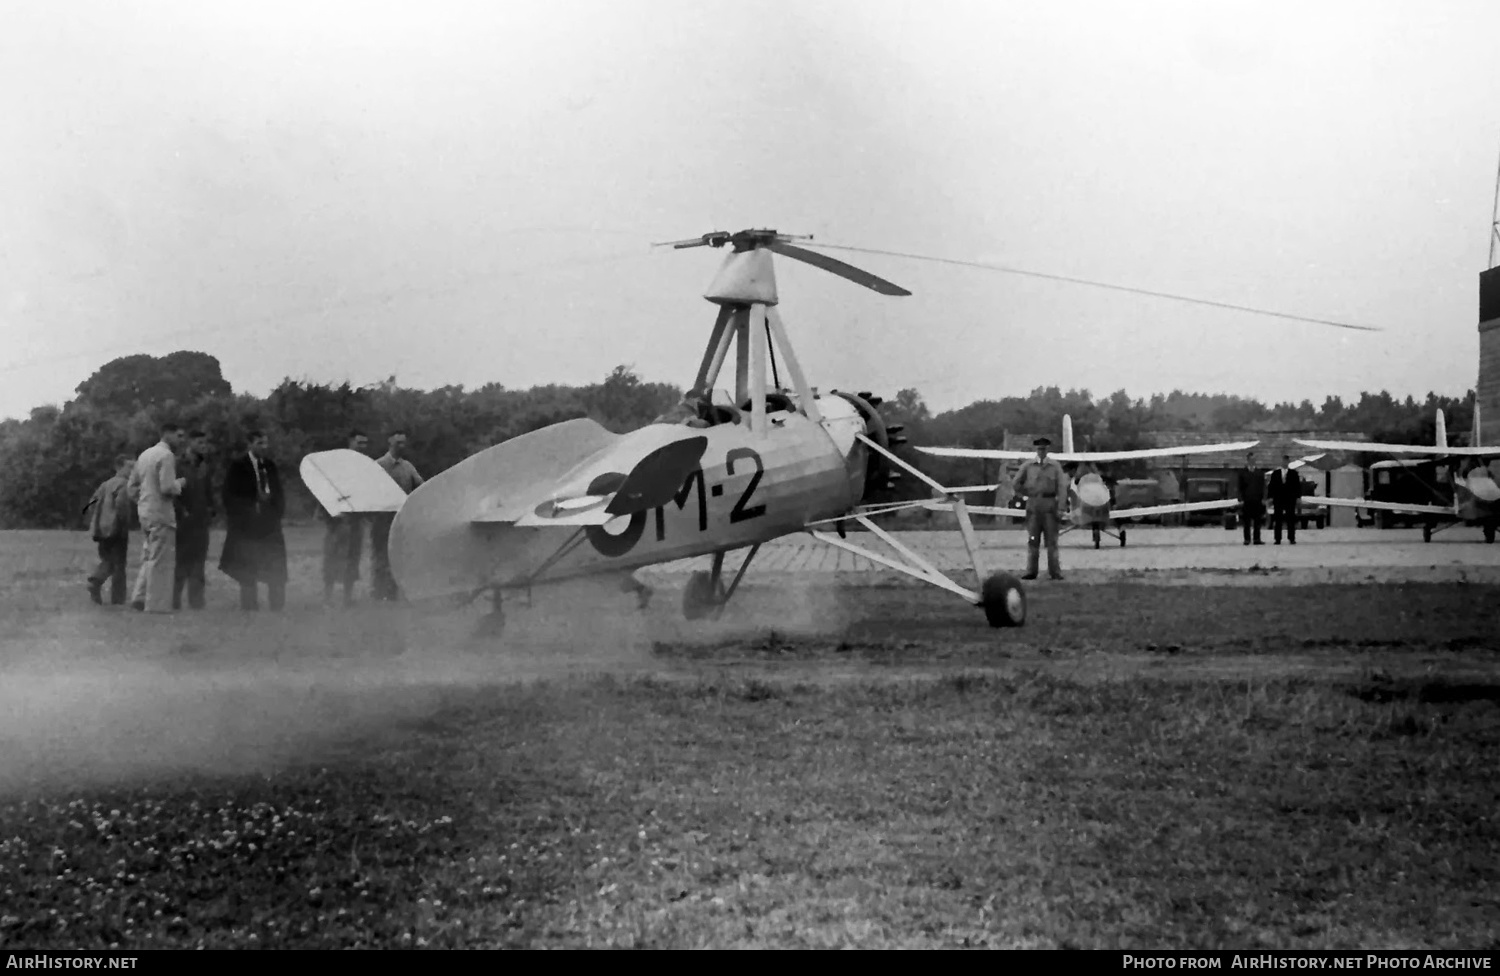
[1062,414,1075,454]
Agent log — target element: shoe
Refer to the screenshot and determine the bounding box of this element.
[88,583,102,605]
[1253,540,1264,545]
[1274,540,1281,545]
[130,600,145,612]
[1243,540,1250,546]
[1021,573,1038,580]
[1049,574,1065,581]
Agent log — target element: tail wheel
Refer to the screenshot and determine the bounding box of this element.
[981,572,1026,628]
[1119,529,1127,547]
[1485,524,1496,544]
[1422,522,1433,543]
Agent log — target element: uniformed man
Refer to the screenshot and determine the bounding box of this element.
[1266,454,1303,546]
[1235,452,1267,546]
[1011,436,1067,580]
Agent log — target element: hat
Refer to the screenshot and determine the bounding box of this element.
[1034,437,1052,447]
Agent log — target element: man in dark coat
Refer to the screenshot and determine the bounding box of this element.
[1267,454,1304,545]
[219,429,288,611]
[1235,451,1266,546]
[173,429,216,609]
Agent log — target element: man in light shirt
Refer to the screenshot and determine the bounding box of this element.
[126,422,187,612]
[370,431,425,602]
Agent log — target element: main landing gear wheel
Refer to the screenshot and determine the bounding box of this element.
[981,572,1026,628]
[683,570,726,621]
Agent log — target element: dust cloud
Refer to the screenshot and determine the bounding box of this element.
[0,571,860,794]
[0,576,664,794]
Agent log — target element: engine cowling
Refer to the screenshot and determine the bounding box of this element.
[827,390,908,505]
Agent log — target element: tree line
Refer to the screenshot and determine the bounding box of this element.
[0,350,1476,527]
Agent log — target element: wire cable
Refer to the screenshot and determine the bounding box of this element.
[808,241,1382,333]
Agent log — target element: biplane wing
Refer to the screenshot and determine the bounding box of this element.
[1108,498,1243,520]
[1299,496,1454,517]
[917,440,1260,464]
[1293,438,1500,458]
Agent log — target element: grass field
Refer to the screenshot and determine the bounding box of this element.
[0,528,1497,948]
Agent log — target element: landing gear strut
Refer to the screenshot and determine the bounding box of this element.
[474,587,506,639]
[682,545,759,621]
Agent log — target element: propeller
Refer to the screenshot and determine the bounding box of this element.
[654,229,911,296]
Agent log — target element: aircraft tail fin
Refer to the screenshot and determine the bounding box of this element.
[1062,414,1075,455]
[1473,403,1483,448]
[1436,408,1448,449]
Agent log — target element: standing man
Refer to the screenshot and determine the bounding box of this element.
[82,454,135,606]
[1235,451,1266,546]
[1011,436,1067,581]
[126,422,187,612]
[173,429,216,610]
[321,429,370,606]
[370,431,425,601]
[219,429,288,611]
[1267,454,1304,546]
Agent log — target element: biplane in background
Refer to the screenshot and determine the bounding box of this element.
[303,230,1032,634]
[916,415,1259,547]
[1296,407,1500,543]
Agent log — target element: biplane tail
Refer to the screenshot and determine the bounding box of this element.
[299,450,409,515]
[1437,408,1448,450]
[387,419,620,603]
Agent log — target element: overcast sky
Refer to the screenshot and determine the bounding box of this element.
[4,0,1499,422]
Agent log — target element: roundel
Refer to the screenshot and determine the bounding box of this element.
[583,472,646,556]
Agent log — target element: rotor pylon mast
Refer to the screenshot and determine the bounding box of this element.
[1490,148,1500,269]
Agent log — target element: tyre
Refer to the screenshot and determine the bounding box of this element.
[981,572,1026,628]
[1119,528,1127,547]
[1485,523,1496,544]
[1422,522,1433,543]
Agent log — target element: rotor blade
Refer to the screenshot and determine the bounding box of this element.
[806,242,1381,332]
[765,242,912,296]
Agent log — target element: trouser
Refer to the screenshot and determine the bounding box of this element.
[238,580,286,611]
[88,537,129,605]
[1241,501,1264,543]
[1272,505,1297,543]
[369,513,399,601]
[1025,505,1062,578]
[173,556,207,609]
[322,517,364,599]
[130,522,176,612]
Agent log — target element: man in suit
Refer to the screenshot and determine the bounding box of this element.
[1235,451,1266,546]
[219,429,288,611]
[1267,454,1304,545]
[173,429,216,610]
[1011,436,1068,580]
